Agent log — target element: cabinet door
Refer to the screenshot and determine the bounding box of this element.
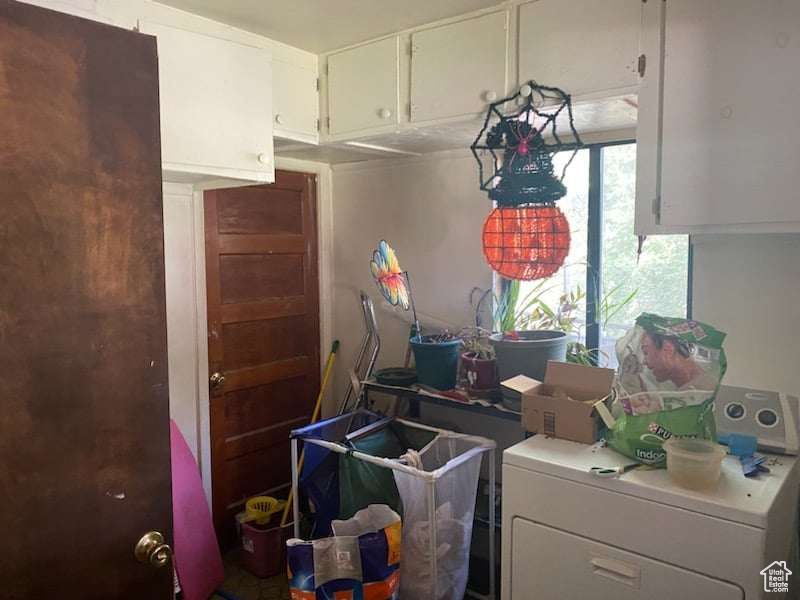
[410,11,508,123]
[273,60,318,143]
[519,0,639,99]
[141,21,274,183]
[512,518,743,600]
[327,37,399,137]
[657,0,800,227]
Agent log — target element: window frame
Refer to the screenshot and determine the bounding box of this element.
[498,140,693,362]
[585,139,692,355]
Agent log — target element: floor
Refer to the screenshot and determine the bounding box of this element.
[211,551,290,600]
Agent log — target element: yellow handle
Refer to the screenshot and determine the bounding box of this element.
[280,341,339,528]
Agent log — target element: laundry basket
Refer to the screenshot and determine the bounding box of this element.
[290,411,496,600]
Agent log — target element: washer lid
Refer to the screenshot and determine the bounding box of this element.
[503,436,799,528]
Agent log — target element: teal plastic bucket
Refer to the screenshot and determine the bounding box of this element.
[410,336,462,390]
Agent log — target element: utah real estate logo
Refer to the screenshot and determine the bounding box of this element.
[761,561,792,593]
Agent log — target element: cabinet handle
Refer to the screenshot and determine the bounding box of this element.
[378,108,392,120]
[484,90,497,102]
[590,556,640,588]
[257,153,271,165]
[274,113,284,125]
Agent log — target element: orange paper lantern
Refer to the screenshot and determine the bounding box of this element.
[482,205,570,280]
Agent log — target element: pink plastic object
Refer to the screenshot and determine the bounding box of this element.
[170,420,225,600]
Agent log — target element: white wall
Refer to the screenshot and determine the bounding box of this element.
[162,183,201,461]
[330,151,494,412]
[692,234,800,395]
[331,154,800,428]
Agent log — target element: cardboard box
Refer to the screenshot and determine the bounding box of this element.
[502,361,615,444]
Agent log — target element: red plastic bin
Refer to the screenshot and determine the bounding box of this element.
[240,520,292,578]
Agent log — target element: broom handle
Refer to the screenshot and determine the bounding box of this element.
[280,340,339,528]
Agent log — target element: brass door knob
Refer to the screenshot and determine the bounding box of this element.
[135,531,172,568]
[209,371,225,389]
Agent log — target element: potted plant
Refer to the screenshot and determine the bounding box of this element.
[458,327,498,392]
[490,280,570,394]
[369,240,464,391]
[409,330,462,391]
[491,280,639,400]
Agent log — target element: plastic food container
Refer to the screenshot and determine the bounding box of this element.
[663,438,727,490]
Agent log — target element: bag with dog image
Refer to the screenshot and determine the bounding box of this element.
[608,313,727,466]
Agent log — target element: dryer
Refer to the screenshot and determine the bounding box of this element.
[501,436,799,599]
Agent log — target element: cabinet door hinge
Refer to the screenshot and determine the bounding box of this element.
[638,54,647,77]
[326,116,331,130]
[316,78,320,92]
[315,118,320,132]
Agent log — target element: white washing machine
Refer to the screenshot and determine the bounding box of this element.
[501,436,800,599]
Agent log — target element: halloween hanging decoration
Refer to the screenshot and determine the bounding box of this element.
[471,81,583,280]
[370,240,420,334]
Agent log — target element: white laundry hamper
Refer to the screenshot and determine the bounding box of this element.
[291,413,496,600]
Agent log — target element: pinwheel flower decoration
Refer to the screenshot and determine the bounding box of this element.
[370,240,420,335]
[370,240,409,309]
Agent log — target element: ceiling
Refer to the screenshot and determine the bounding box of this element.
[157,0,502,53]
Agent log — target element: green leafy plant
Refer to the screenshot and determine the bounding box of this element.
[493,279,638,367]
[458,326,495,359]
[493,279,559,333]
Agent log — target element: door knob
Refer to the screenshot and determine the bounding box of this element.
[210,371,225,389]
[135,531,172,569]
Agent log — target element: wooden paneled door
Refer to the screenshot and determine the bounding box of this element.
[205,171,320,545]
[0,2,172,598]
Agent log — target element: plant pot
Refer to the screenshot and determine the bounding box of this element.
[461,351,499,391]
[410,335,462,390]
[490,331,568,409]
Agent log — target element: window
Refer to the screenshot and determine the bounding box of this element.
[517,141,690,367]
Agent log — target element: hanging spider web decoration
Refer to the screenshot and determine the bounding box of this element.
[470,81,583,207]
[470,81,584,280]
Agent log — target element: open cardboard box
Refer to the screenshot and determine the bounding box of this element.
[502,360,615,444]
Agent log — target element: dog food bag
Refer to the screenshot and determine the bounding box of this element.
[608,313,727,466]
[286,504,401,600]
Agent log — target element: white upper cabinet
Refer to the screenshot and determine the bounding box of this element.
[327,37,399,138]
[637,0,800,233]
[273,60,319,144]
[410,11,508,123]
[518,0,639,100]
[140,20,274,183]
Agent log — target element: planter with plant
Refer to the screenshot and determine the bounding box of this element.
[490,280,570,400]
[409,331,462,391]
[458,327,499,394]
[490,279,637,409]
[370,240,464,391]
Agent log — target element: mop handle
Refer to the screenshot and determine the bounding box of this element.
[280,340,339,528]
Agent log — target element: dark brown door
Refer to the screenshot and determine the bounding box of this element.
[0,2,172,598]
[205,171,320,545]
